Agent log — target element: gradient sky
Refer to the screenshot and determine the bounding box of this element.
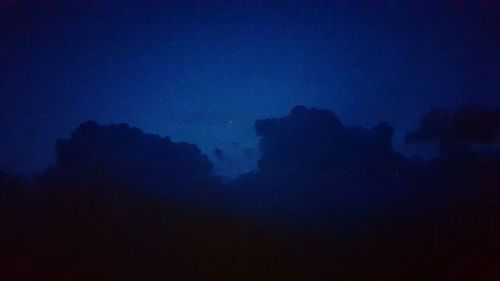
[1,0,499,176]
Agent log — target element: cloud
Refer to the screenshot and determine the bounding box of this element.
[406,103,500,151]
[222,106,413,229]
[255,105,399,175]
[213,148,225,160]
[41,120,215,192]
[2,105,499,280]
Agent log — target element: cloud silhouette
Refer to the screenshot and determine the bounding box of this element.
[39,120,215,193]
[213,148,225,160]
[255,105,400,176]
[407,104,500,151]
[1,105,499,281]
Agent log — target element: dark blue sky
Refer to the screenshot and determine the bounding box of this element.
[1,0,499,176]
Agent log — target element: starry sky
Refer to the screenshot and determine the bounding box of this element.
[1,0,499,176]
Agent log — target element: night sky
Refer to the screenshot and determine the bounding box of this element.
[1,2,500,280]
[1,0,499,176]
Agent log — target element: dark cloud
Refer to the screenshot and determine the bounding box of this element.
[406,104,500,151]
[232,105,499,234]
[38,120,216,195]
[255,105,399,176]
[1,105,499,280]
[213,148,225,160]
